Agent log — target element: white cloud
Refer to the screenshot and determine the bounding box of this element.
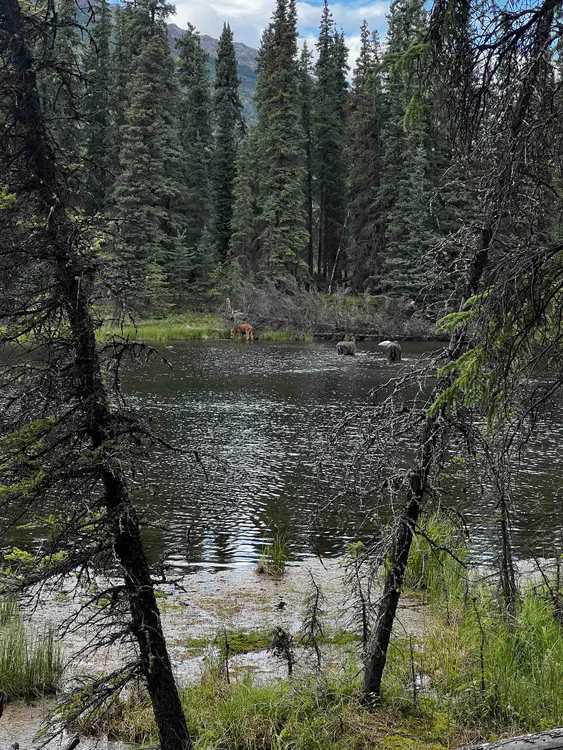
[172,0,391,58]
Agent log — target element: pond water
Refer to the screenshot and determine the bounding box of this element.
[119,340,563,570]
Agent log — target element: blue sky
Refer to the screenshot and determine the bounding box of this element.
[172,1,390,65]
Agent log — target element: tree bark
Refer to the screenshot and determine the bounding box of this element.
[0,3,192,748]
[456,728,563,750]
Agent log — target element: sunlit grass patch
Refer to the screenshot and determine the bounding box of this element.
[98,313,231,342]
[98,313,313,343]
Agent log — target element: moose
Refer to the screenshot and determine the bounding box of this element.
[336,336,356,356]
[378,340,402,362]
[231,323,254,342]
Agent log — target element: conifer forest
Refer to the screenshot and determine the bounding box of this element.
[1,0,563,749]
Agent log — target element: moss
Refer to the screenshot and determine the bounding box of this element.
[222,629,272,654]
[185,627,361,656]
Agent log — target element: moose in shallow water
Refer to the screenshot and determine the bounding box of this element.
[336,336,356,356]
[231,323,254,342]
[378,340,402,362]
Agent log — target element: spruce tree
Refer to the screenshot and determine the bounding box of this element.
[254,0,309,279]
[176,24,214,271]
[39,0,82,161]
[313,0,349,281]
[378,0,436,296]
[83,0,113,213]
[113,5,187,311]
[213,23,243,257]
[231,128,260,267]
[299,42,315,276]
[347,23,384,291]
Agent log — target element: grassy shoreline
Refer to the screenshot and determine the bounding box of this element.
[98,313,313,343]
[96,312,441,343]
[6,543,563,749]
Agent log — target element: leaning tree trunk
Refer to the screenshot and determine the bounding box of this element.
[361,0,558,701]
[0,2,192,748]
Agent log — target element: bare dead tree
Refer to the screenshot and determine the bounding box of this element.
[0,2,192,747]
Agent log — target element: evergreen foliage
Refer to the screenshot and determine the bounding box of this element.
[377,0,439,296]
[213,23,244,258]
[253,0,309,279]
[9,0,531,311]
[298,42,315,276]
[347,23,384,292]
[176,24,214,279]
[112,12,187,311]
[83,0,113,213]
[313,1,349,282]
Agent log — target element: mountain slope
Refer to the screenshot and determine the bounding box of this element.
[167,24,258,70]
[167,23,258,121]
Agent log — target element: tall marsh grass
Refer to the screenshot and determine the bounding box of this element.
[420,584,563,732]
[98,313,313,343]
[0,598,63,699]
[404,514,468,599]
[98,314,231,342]
[255,532,289,578]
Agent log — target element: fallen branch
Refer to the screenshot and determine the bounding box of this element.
[457,728,563,750]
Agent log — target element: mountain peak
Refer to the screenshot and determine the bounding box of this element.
[167,24,258,71]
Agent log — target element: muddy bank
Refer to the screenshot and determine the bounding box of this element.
[2,558,426,748]
[25,558,426,686]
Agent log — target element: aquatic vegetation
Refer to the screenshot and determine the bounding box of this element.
[255,532,289,578]
[0,599,63,699]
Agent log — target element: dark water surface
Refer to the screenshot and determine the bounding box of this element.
[119,340,563,570]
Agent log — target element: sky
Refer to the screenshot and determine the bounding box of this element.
[171,1,391,67]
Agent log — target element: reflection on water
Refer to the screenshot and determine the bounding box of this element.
[116,341,563,570]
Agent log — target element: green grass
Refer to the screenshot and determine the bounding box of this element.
[98,313,231,342]
[256,532,289,578]
[71,573,563,747]
[404,514,468,600]
[419,584,563,733]
[0,598,63,699]
[97,313,312,343]
[71,669,454,749]
[185,628,361,655]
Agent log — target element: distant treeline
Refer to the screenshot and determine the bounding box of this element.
[51,0,496,315]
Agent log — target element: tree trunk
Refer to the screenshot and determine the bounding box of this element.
[306,145,314,277]
[362,420,436,699]
[455,728,563,750]
[1,3,192,748]
[360,0,557,702]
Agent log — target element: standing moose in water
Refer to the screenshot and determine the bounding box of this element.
[231,323,254,342]
[336,336,356,356]
[378,340,402,362]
